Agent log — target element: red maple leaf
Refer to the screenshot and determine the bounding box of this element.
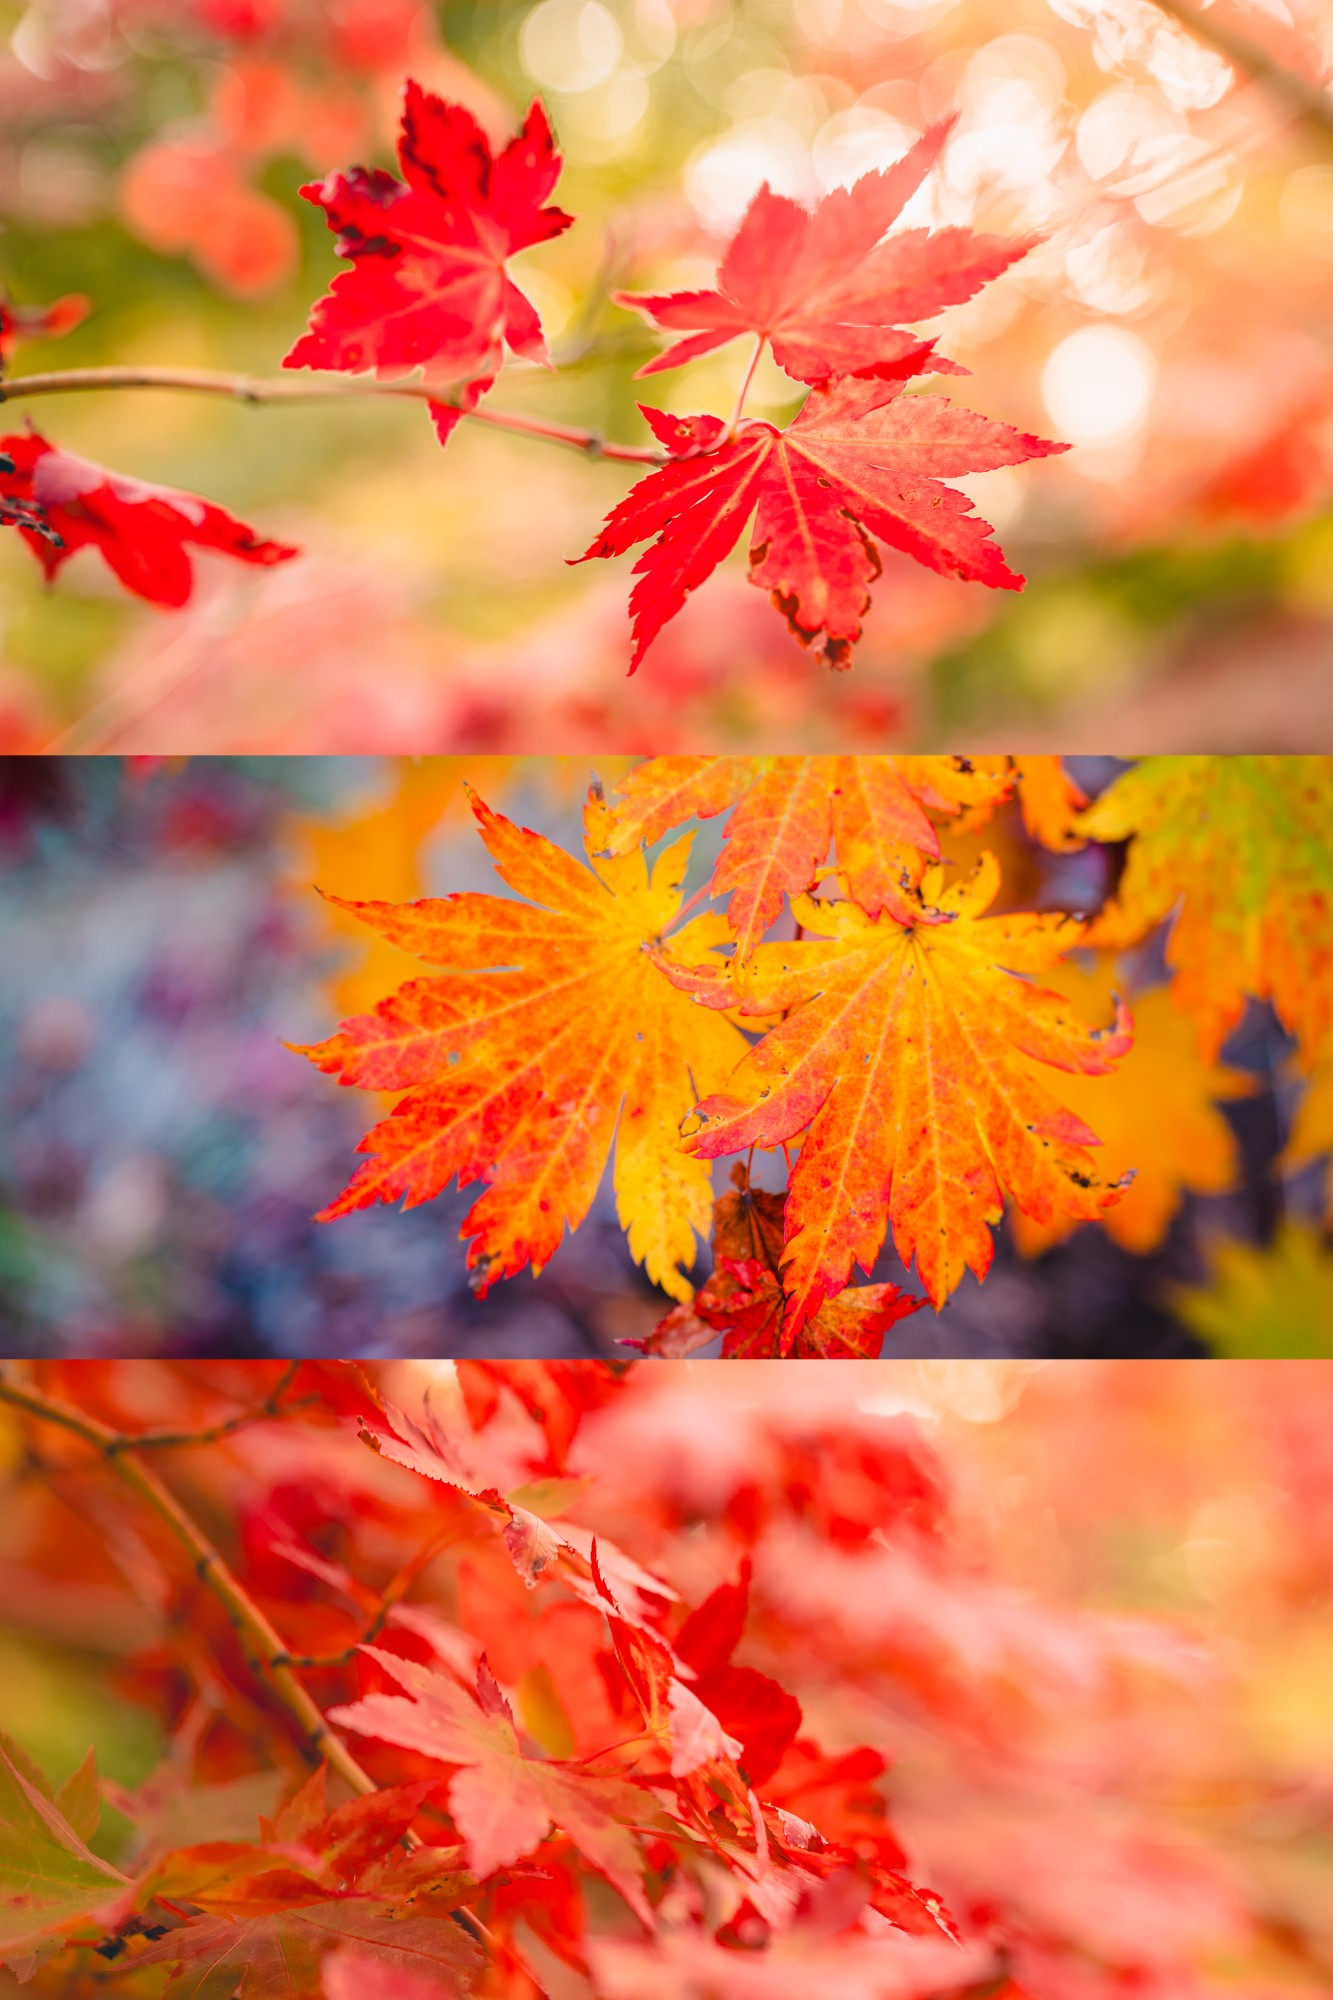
[617,120,1030,386]
[329,1650,656,1920]
[0,292,89,364]
[285,80,572,445]
[636,1169,923,1359]
[578,383,1065,669]
[0,430,296,607]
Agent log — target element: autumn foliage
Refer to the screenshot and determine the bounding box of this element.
[295,754,1333,1350]
[0,59,1057,664]
[1,1356,1329,2000]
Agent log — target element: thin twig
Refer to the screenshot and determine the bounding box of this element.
[1145,0,1333,145]
[0,1366,380,1801]
[104,1362,313,1453]
[0,365,666,465]
[271,1526,460,1671]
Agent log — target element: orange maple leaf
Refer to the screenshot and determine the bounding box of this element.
[1013,755,1089,854]
[665,855,1133,1313]
[1010,963,1253,1258]
[297,787,747,1301]
[602,755,1015,958]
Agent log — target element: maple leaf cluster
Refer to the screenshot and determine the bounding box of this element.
[299,754,1333,1349]
[2,1356,1318,2000]
[282,88,1058,669]
[1,65,1059,665]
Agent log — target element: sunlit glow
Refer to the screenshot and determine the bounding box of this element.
[946,82,1067,200]
[686,123,814,230]
[1064,223,1156,315]
[557,71,651,153]
[1076,85,1181,184]
[913,1359,1048,1424]
[1131,137,1241,235]
[1146,22,1232,111]
[811,107,916,193]
[519,0,624,94]
[1281,165,1333,250]
[631,0,677,66]
[1042,323,1157,447]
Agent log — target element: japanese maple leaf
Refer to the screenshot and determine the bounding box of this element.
[297,787,747,1301]
[603,755,1016,957]
[1010,963,1252,1259]
[618,120,1030,386]
[577,380,1065,670]
[588,1896,990,1999]
[664,854,1133,1314]
[285,80,572,445]
[329,1651,655,1921]
[640,1166,923,1359]
[1013,755,1089,853]
[0,1740,127,1959]
[0,430,296,607]
[671,1564,802,1787]
[129,1896,482,1999]
[1080,755,1333,1066]
[587,1546,744,1780]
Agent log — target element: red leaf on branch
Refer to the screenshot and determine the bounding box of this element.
[0,293,89,363]
[618,120,1030,387]
[578,378,1065,669]
[330,1649,656,1918]
[672,1567,803,1786]
[285,79,572,445]
[636,1170,923,1359]
[130,1898,481,1999]
[0,430,297,608]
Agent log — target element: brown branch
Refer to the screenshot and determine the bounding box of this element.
[0,1366,382,1802]
[104,1362,314,1453]
[0,365,665,464]
[1146,0,1333,144]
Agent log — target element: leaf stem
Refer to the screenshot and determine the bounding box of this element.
[0,366,666,465]
[271,1526,460,1671]
[724,335,766,440]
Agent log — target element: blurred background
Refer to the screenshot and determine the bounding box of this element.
[0,0,1331,751]
[3,753,1330,1357]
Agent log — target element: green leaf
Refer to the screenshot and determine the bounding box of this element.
[0,1741,126,1956]
[55,1748,101,1847]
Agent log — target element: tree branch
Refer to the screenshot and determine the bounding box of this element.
[0,365,666,464]
[0,1367,494,1948]
[1146,0,1333,145]
[104,1361,315,1453]
[0,1367,383,1802]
